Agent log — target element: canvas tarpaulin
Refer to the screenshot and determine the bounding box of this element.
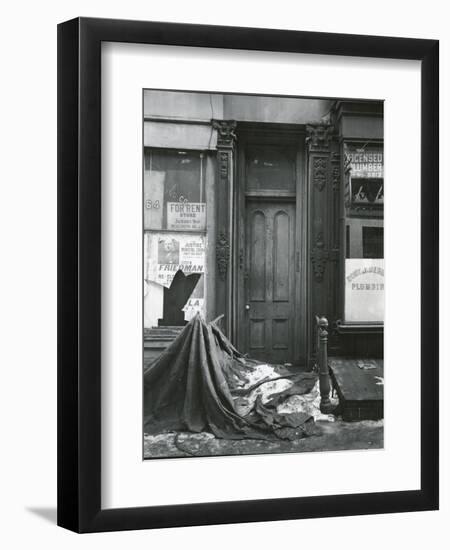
[143,314,317,440]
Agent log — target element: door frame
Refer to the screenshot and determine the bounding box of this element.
[233,123,308,366]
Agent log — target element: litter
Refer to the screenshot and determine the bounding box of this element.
[356,360,378,370]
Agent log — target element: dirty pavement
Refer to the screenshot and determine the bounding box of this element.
[143,315,383,458]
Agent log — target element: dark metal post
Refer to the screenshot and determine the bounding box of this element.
[318,316,334,413]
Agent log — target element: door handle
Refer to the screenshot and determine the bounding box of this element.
[245,304,250,311]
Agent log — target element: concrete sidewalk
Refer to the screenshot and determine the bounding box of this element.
[144,419,383,459]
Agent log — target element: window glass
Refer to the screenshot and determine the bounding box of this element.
[144,149,206,231]
[343,142,384,323]
[144,149,207,330]
[362,227,384,259]
[246,146,295,192]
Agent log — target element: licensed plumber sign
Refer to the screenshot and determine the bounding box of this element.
[346,145,383,179]
[345,259,384,322]
[167,202,206,231]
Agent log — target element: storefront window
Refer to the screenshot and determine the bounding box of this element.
[343,143,384,323]
[144,149,206,231]
[143,149,207,328]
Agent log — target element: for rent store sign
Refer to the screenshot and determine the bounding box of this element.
[167,202,206,231]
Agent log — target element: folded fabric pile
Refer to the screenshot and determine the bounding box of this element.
[144,314,318,441]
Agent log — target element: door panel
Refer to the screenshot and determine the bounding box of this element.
[245,200,296,364]
[273,211,290,302]
[249,211,266,301]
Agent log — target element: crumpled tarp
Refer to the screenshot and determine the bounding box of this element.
[143,314,317,440]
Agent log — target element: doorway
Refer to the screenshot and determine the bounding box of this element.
[235,129,307,366]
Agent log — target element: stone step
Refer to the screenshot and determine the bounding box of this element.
[329,357,383,421]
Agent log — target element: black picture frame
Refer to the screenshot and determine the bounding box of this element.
[57,17,439,533]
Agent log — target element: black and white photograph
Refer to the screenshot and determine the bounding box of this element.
[0,0,444,543]
[142,90,385,459]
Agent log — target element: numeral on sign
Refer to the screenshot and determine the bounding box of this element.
[145,200,160,209]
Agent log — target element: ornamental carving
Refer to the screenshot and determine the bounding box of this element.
[212,120,237,148]
[216,230,230,281]
[312,157,327,192]
[311,232,328,282]
[306,123,333,152]
[218,151,229,181]
[332,164,340,191]
[331,153,340,192]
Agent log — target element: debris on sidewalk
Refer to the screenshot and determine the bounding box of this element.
[144,315,330,442]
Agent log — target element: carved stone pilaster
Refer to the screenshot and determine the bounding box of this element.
[213,120,236,184]
[306,123,333,152]
[306,123,341,366]
[331,152,340,192]
[330,151,341,261]
[311,232,329,282]
[218,151,229,182]
[212,120,237,149]
[213,120,236,335]
[312,157,327,192]
[216,230,230,281]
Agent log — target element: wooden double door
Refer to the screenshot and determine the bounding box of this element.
[242,199,297,364]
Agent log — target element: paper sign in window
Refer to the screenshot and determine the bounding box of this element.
[345,258,384,322]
